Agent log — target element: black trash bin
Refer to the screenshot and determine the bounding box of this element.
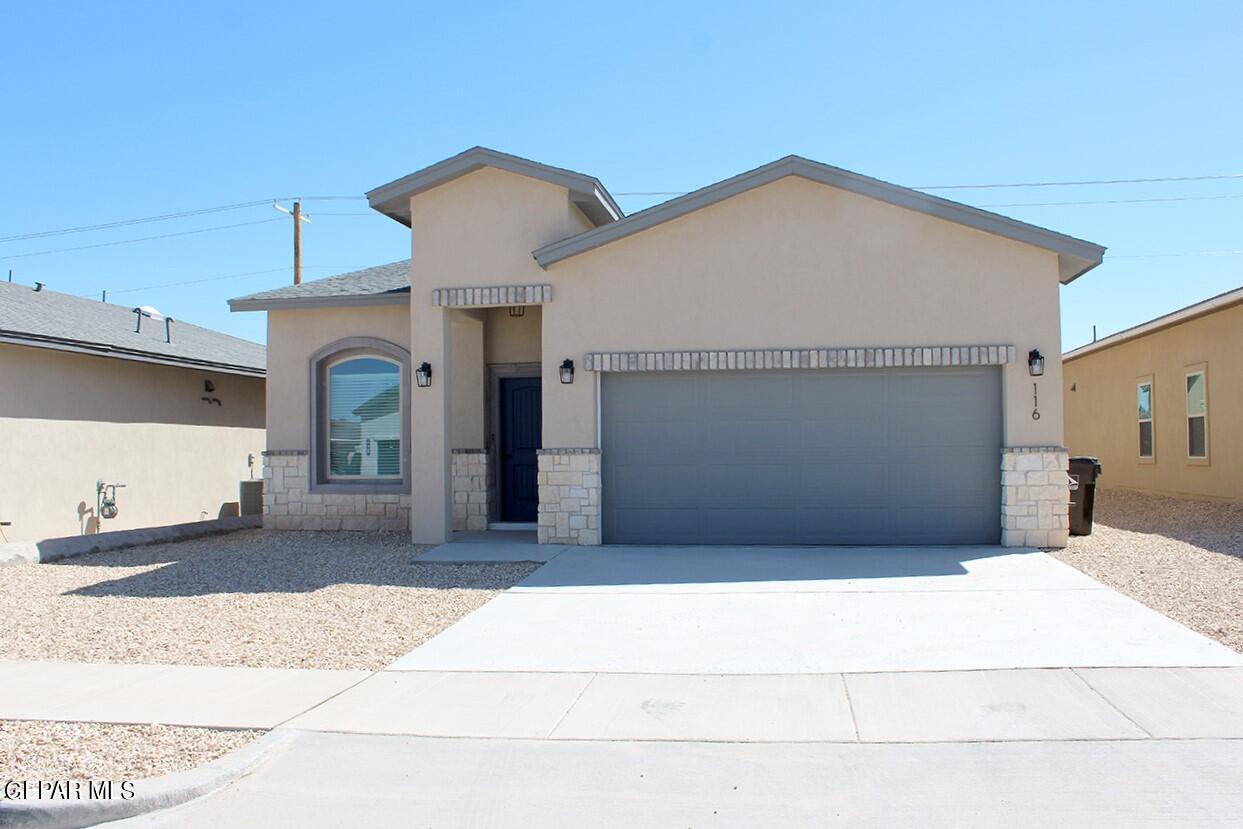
[1068,456,1103,536]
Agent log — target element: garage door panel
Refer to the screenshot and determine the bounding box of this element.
[602,367,1001,545]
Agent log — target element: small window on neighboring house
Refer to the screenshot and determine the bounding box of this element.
[326,356,402,479]
[1137,381,1154,459]
[1186,369,1208,459]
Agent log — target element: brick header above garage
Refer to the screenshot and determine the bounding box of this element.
[584,345,1015,372]
[431,284,552,308]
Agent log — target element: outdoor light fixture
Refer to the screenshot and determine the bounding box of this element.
[559,358,575,384]
[1027,349,1045,377]
[508,305,525,317]
[415,361,433,388]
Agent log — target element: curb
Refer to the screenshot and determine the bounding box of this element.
[0,729,294,829]
[0,516,262,565]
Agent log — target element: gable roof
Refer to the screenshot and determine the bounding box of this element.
[1063,284,1243,362]
[229,261,411,311]
[0,281,265,376]
[533,155,1107,283]
[366,147,623,228]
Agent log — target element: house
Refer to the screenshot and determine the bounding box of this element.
[230,147,1105,547]
[1063,286,1242,502]
[0,281,266,542]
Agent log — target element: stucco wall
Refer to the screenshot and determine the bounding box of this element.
[541,176,1064,449]
[0,343,265,542]
[265,304,410,450]
[484,306,541,365]
[1064,302,1243,501]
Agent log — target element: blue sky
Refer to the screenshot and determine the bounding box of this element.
[3,1,1241,349]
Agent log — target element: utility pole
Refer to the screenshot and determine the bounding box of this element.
[274,201,311,285]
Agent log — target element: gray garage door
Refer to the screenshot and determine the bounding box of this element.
[602,367,1001,545]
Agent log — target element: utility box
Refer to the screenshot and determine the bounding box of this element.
[239,480,264,517]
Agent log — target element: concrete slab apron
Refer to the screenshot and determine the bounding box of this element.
[391,545,1243,674]
[0,660,367,729]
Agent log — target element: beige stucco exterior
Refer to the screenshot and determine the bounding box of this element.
[0,343,265,542]
[1064,300,1243,501]
[250,156,1094,546]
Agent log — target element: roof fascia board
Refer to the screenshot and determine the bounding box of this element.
[229,292,411,313]
[1063,286,1243,361]
[0,333,265,377]
[533,156,1106,282]
[366,147,622,227]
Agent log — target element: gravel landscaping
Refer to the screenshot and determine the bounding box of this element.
[0,530,538,670]
[1054,488,1243,654]
[0,720,261,781]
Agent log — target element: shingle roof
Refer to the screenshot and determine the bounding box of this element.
[229,261,411,311]
[0,281,265,376]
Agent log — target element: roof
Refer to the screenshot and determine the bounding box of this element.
[1063,285,1243,362]
[0,281,265,376]
[533,155,1107,283]
[366,147,623,228]
[229,261,411,311]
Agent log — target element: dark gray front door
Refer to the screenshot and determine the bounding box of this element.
[602,367,1002,545]
[500,377,541,522]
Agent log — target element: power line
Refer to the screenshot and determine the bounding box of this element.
[979,192,1243,208]
[88,264,358,297]
[1107,249,1243,259]
[917,173,1243,190]
[0,218,283,261]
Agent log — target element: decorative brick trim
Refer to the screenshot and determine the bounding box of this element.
[451,451,490,532]
[584,345,1015,372]
[431,284,551,308]
[262,453,411,531]
[1001,447,1070,549]
[537,450,601,546]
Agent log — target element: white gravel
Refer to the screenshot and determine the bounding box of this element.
[1054,488,1243,654]
[0,530,537,670]
[0,720,261,781]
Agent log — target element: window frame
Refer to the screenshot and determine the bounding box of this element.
[1136,376,1154,463]
[308,337,411,494]
[324,353,403,482]
[1184,363,1209,464]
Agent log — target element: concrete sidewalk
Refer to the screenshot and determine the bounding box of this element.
[0,659,367,729]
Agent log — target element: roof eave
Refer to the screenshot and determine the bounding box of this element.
[532,156,1107,280]
[229,291,411,313]
[1063,285,1243,361]
[0,333,265,377]
[365,146,622,229]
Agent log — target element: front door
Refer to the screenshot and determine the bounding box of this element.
[499,377,542,522]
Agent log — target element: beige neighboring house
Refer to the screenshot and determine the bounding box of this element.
[1064,287,1242,502]
[231,147,1105,548]
[0,281,266,543]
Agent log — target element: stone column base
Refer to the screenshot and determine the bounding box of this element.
[451,450,490,532]
[537,449,601,545]
[262,450,411,531]
[1001,446,1070,548]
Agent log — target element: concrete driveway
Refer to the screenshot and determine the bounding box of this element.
[120,544,1243,828]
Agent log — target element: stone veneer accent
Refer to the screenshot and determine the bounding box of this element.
[536,449,601,546]
[1001,446,1070,549]
[451,449,490,532]
[431,284,551,308]
[585,345,1015,372]
[261,450,411,531]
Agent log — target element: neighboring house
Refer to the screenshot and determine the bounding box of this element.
[0,281,266,542]
[1063,287,1242,502]
[231,147,1105,548]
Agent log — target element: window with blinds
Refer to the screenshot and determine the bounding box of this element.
[326,357,402,478]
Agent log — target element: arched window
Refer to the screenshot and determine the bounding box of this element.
[326,355,402,479]
[309,338,410,493]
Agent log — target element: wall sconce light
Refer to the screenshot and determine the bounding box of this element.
[559,358,575,384]
[1027,349,1045,377]
[508,305,525,317]
[415,361,433,388]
